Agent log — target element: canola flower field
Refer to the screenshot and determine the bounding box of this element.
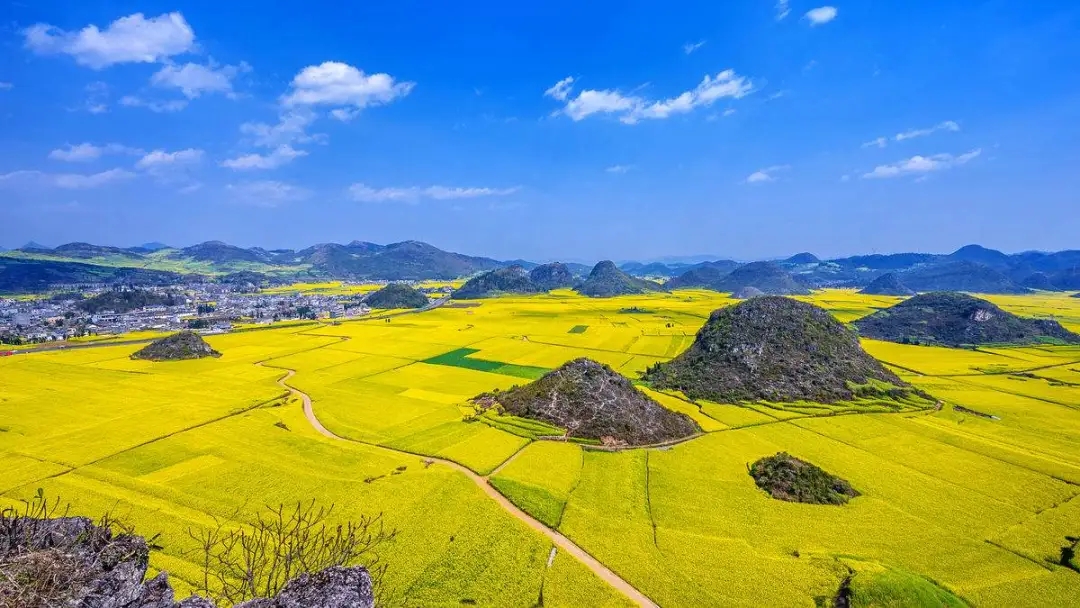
[2,288,1080,606]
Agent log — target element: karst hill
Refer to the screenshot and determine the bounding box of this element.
[643,296,920,403]
[131,331,221,361]
[854,292,1080,346]
[472,358,699,446]
[575,261,665,297]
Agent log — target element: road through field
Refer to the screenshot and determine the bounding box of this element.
[265,365,659,608]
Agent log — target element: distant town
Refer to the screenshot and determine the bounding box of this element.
[0,280,445,346]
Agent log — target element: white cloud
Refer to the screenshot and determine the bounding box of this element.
[776,0,791,20]
[723,108,737,116]
[48,143,141,162]
[348,183,520,203]
[895,120,961,142]
[805,6,838,26]
[227,180,310,207]
[683,40,706,55]
[863,121,961,149]
[23,12,194,69]
[120,95,188,112]
[151,61,249,98]
[221,145,307,170]
[240,111,321,147]
[0,82,12,90]
[135,148,203,173]
[82,81,109,113]
[544,76,575,102]
[281,61,414,115]
[0,168,135,189]
[606,165,633,174]
[746,165,790,183]
[862,148,982,179]
[553,70,752,124]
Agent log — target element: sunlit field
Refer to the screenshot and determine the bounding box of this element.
[3,289,1080,606]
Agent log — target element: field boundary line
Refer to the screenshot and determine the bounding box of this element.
[261,361,659,607]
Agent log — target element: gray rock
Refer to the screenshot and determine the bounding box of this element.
[1,517,376,608]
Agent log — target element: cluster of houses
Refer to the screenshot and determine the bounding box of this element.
[0,282,378,346]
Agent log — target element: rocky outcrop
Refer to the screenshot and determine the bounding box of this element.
[0,517,374,608]
[131,331,221,361]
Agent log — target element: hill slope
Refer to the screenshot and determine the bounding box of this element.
[473,358,698,445]
[665,261,740,290]
[712,261,810,295]
[364,283,429,308]
[859,273,915,296]
[575,261,665,297]
[528,262,575,290]
[854,292,1080,346]
[643,296,918,403]
[452,266,542,299]
[899,261,1028,294]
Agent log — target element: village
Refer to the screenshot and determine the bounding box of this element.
[0,280,436,346]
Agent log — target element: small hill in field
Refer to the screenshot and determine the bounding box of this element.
[575,261,665,297]
[452,266,542,299]
[643,296,918,403]
[131,331,220,361]
[854,292,1080,346]
[859,273,915,296]
[713,261,810,295]
[364,283,429,308]
[472,358,698,446]
[732,286,765,299]
[528,262,575,290]
[749,452,859,505]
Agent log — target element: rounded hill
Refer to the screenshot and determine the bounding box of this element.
[364,283,429,309]
[528,262,575,290]
[452,266,542,299]
[643,296,919,403]
[859,273,915,296]
[712,261,810,295]
[854,292,1080,346]
[131,331,221,361]
[472,358,699,446]
[575,261,665,298]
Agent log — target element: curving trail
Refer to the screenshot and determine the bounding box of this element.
[264,365,659,608]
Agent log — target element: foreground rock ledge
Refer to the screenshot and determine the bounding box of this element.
[0,516,374,608]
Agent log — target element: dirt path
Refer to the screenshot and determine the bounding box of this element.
[264,364,659,608]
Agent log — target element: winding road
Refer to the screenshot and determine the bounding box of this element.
[264,365,659,607]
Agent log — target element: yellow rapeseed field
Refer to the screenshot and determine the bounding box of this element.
[3,288,1080,606]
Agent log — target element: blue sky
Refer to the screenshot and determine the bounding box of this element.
[1,1,1078,262]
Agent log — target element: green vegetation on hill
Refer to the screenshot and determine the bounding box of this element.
[713,261,810,295]
[364,283,429,309]
[0,257,182,293]
[899,261,1028,294]
[471,358,699,446]
[854,292,1080,346]
[859,273,915,296]
[749,452,859,505]
[664,261,739,290]
[527,262,575,290]
[845,565,967,608]
[130,331,221,361]
[644,296,921,403]
[452,266,542,299]
[575,261,665,298]
[77,289,179,314]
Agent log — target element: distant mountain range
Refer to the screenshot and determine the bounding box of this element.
[1,240,1078,294]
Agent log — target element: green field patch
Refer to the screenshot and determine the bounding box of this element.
[421,347,549,379]
[568,325,589,334]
